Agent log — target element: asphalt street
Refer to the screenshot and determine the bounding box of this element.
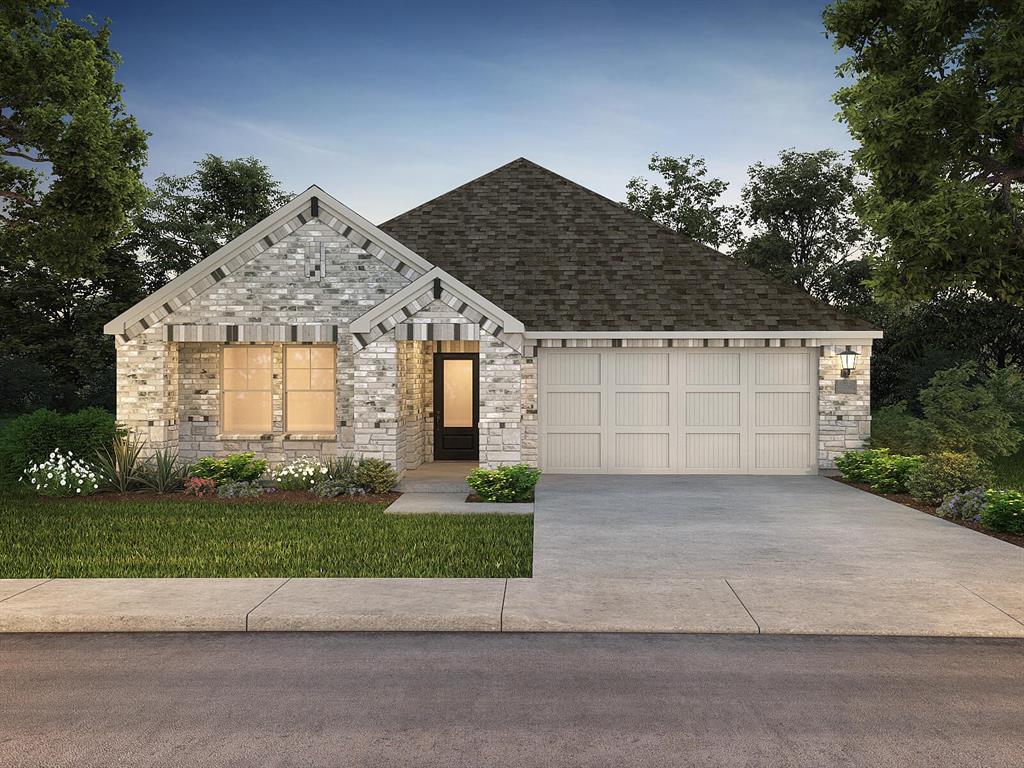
[1,632,1021,767]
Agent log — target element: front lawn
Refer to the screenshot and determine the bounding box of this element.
[0,495,533,578]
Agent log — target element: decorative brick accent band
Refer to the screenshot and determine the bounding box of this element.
[396,322,480,342]
[165,324,339,343]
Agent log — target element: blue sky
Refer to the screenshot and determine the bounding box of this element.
[70,0,855,222]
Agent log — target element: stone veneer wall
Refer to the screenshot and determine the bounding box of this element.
[115,332,179,450]
[478,330,524,468]
[116,218,410,464]
[818,344,872,469]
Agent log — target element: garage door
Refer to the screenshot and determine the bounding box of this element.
[538,347,817,474]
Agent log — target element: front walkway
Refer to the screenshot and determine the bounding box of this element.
[1,476,1021,635]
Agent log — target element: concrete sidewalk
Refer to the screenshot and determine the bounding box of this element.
[1,576,1021,635]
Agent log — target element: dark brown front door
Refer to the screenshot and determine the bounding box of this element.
[433,352,479,460]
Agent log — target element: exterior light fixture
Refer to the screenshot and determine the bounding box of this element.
[838,346,860,378]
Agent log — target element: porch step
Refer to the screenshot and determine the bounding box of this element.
[395,461,477,494]
[396,477,473,493]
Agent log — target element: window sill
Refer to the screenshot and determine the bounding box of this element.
[284,433,338,441]
[218,434,274,441]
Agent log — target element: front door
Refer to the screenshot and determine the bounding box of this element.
[433,352,479,460]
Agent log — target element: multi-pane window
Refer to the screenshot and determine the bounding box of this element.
[222,347,272,434]
[286,346,336,433]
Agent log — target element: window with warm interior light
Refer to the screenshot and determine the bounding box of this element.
[286,346,336,433]
[222,346,272,434]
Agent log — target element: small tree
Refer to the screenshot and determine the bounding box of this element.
[625,154,736,248]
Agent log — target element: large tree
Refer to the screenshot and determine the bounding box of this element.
[137,155,291,289]
[824,0,1024,303]
[732,148,869,307]
[0,0,147,277]
[624,154,736,248]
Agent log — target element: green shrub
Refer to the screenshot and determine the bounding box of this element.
[355,458,398,494]
[869,403,932,455]
[93,433,147,493]
[905,451,995,505]
[325,455,359,485]
[835,448,921,494]
[216,480,267,499]
[937,488,988,521]
[312,479,365,498]
[189,452,267,485]
[466,464,541,502]
[139,447,187,494]
[835,449,891,483]
[0,408,121,485]
[980,489,1024,535]
[918,363,1023,459]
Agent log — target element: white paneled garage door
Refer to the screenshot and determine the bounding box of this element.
[538,347,818,475]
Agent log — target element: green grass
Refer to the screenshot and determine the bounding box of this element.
[0,495,533,578]
[991,448,1024,490]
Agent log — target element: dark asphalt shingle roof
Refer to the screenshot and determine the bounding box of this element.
[379,158,876,333]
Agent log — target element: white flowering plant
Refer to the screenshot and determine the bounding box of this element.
[22,450,99,497]
[271,456,329,491]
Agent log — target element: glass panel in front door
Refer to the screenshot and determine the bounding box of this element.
[443,359,474,427]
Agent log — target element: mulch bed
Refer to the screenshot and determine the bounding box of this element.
[832,478,1024,549]
[43,491,401,506]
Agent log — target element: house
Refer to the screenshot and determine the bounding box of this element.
[104,158,880,476]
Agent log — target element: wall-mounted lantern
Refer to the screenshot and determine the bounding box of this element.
[838,346,860,378]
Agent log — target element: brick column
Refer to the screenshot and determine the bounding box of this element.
[115,330,180,452]
[818,344,872,469]
[353,332,399,468]
[478,330,523,468]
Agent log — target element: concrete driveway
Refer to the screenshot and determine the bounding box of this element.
[499,475,1024,635]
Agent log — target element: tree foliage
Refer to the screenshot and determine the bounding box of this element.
[624,154,736,247]
[824,0,1024,302]
[136,155,291,288]
[0,0,147,276]
[732,148,868,306]
[866,291,1024,409]
[0,154,290,414]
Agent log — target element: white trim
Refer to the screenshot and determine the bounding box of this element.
[349,267,525,334]
[104,186,435,336]
[525,330,882,340]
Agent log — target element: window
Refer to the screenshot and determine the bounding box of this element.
[286,346,335,433]
[223,346,272,434]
